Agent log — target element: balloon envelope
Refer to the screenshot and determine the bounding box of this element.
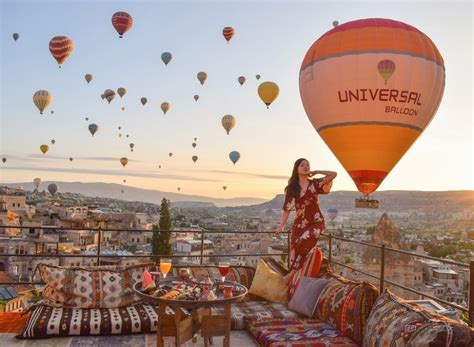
[197,72,207,85]
[299,18,446,195]
[222,27,235,43]
[112,11,133,38]
[327,208,338,221]
[192,155,198,163]
[258,81,280,108]
[238,76,246,86]
[161,102,170,114]
[229,151,240,165]
[104,89,115,103]
[141,97,147,105]
[49,36,73,67]
[40,144,49,154]
[118,87,126,98]
[12,33,19,41]
[85,74,93,83]
[33,90,52,114]
[33,178,41,188]
[120,157,128,167]
[2,158,6,163]
[88,123,99,136]
[222,115,236,135]
[161,52,172,65]
[194,95,199,102]
[48,183,58,195]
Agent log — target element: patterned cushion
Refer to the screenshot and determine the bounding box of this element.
[314,272,379,345]
[36,263,152,309]
[17,302,166,339]
[363,289,474,347]
[288,248,323,300]
[212,300,304,330]
[249,259,288,304]
[288,277,332,317]
[171,266,255,288]
[248,318,358,347]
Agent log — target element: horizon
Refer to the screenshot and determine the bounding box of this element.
[1,1,473,199]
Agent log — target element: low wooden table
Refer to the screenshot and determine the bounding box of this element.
[134,278,248,347]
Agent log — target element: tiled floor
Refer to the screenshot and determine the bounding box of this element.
[0,331,257,347]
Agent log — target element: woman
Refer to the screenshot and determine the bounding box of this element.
[275,158,337,282]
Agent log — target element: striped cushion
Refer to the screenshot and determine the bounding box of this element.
[288,248,323,300]
[17,302,188,339]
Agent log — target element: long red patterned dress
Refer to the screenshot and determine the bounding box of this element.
[282,178,332,271]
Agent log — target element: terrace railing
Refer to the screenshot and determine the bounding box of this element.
[0,225,472,326]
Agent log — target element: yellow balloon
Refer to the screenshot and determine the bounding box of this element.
[161,102,170,115]
[221,115,236,135]
[40,144,49,154]
[33,90,52,114]
[258,81,279,108]
[120,157,128,167]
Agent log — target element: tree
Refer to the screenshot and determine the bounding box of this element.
[152,198,173,261]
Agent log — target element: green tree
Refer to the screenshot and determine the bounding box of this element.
[152,198,173,261]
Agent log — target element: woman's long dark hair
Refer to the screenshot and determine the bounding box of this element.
[284,158,308,198]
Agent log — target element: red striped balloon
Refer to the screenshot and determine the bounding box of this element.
[222,27,235,43]
[49,36,73,68]
[112,11,133,38]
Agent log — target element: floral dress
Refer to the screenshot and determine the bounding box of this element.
[282,178,332,271]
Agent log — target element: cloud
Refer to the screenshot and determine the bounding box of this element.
[1,166,222,183]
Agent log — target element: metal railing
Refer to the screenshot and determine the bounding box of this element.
[0,225,472,325]
[321,233,473,326]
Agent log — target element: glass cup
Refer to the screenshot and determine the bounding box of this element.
[218,262,230,283]
[160,258,172,279]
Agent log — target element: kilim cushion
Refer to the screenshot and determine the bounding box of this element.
[36,263,152,309]
[212,300,304,330]
[288,277,332,317]
[16,302,185,339]
[248,318,358,347]
[363,289,474,347]
[288,248,323,300]
[314,272,379,345]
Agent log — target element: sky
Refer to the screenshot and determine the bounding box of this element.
[0,0,473,199]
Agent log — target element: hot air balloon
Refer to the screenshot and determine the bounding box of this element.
[49,36,73,68]
[103,89,115,103]
[256,74,261,80]
[88,124,99,136]
[126,134,129,138]
[258,81,280,108]
[12,33,19,41]
[332,21,339,27]
[112,11,133,38]
[51,139,55,145]
[161,52,172,66]
[161,102,170,114]
[192,155,198,163]
[121,189,124,194]
[123,179,126,183]
[158,165,162,168]
[327,208,338,221]
[118,87,126,98]
[169,153,173,157]
[299,18,446,207]
[238,76,246,86]
[222,27,235,43]
[118,126,122,130]
[40,144,49,154]
[48,183,58,196]
[118,134,122,138]
[177,187,181,191]
[221,115,236,135]
[120,157,128,167]
[194,95,199,102]
[229,151,240,165]
[85,117,89,121]
[85,74,93,83]
[129,143,134,152]
[50,110,54,114]
[192,142,197,148]
[222,186,227,191]
[2,158,6,163]
[33,90,52,114]
[197,72,207,85]
[101,94,105,100]
[121,107,125,111]
[33,178,41,188]
[194,137,197,141]
[69,157,73,162]
[141,97,148,106]
[377,60,396,85]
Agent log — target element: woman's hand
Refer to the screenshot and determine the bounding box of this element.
[275,226,283,236]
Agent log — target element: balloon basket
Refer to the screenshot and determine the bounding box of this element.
[355,197,379,209]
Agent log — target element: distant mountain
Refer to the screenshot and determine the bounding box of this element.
[223,190,474,214]
[2,182,266,208]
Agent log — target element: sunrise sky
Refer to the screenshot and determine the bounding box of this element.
[1,1,472,199]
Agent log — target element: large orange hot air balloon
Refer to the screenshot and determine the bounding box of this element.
[49,36,73,68]
[112,12,133,38]
[222,27,235,43]
[299,18,445,199]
